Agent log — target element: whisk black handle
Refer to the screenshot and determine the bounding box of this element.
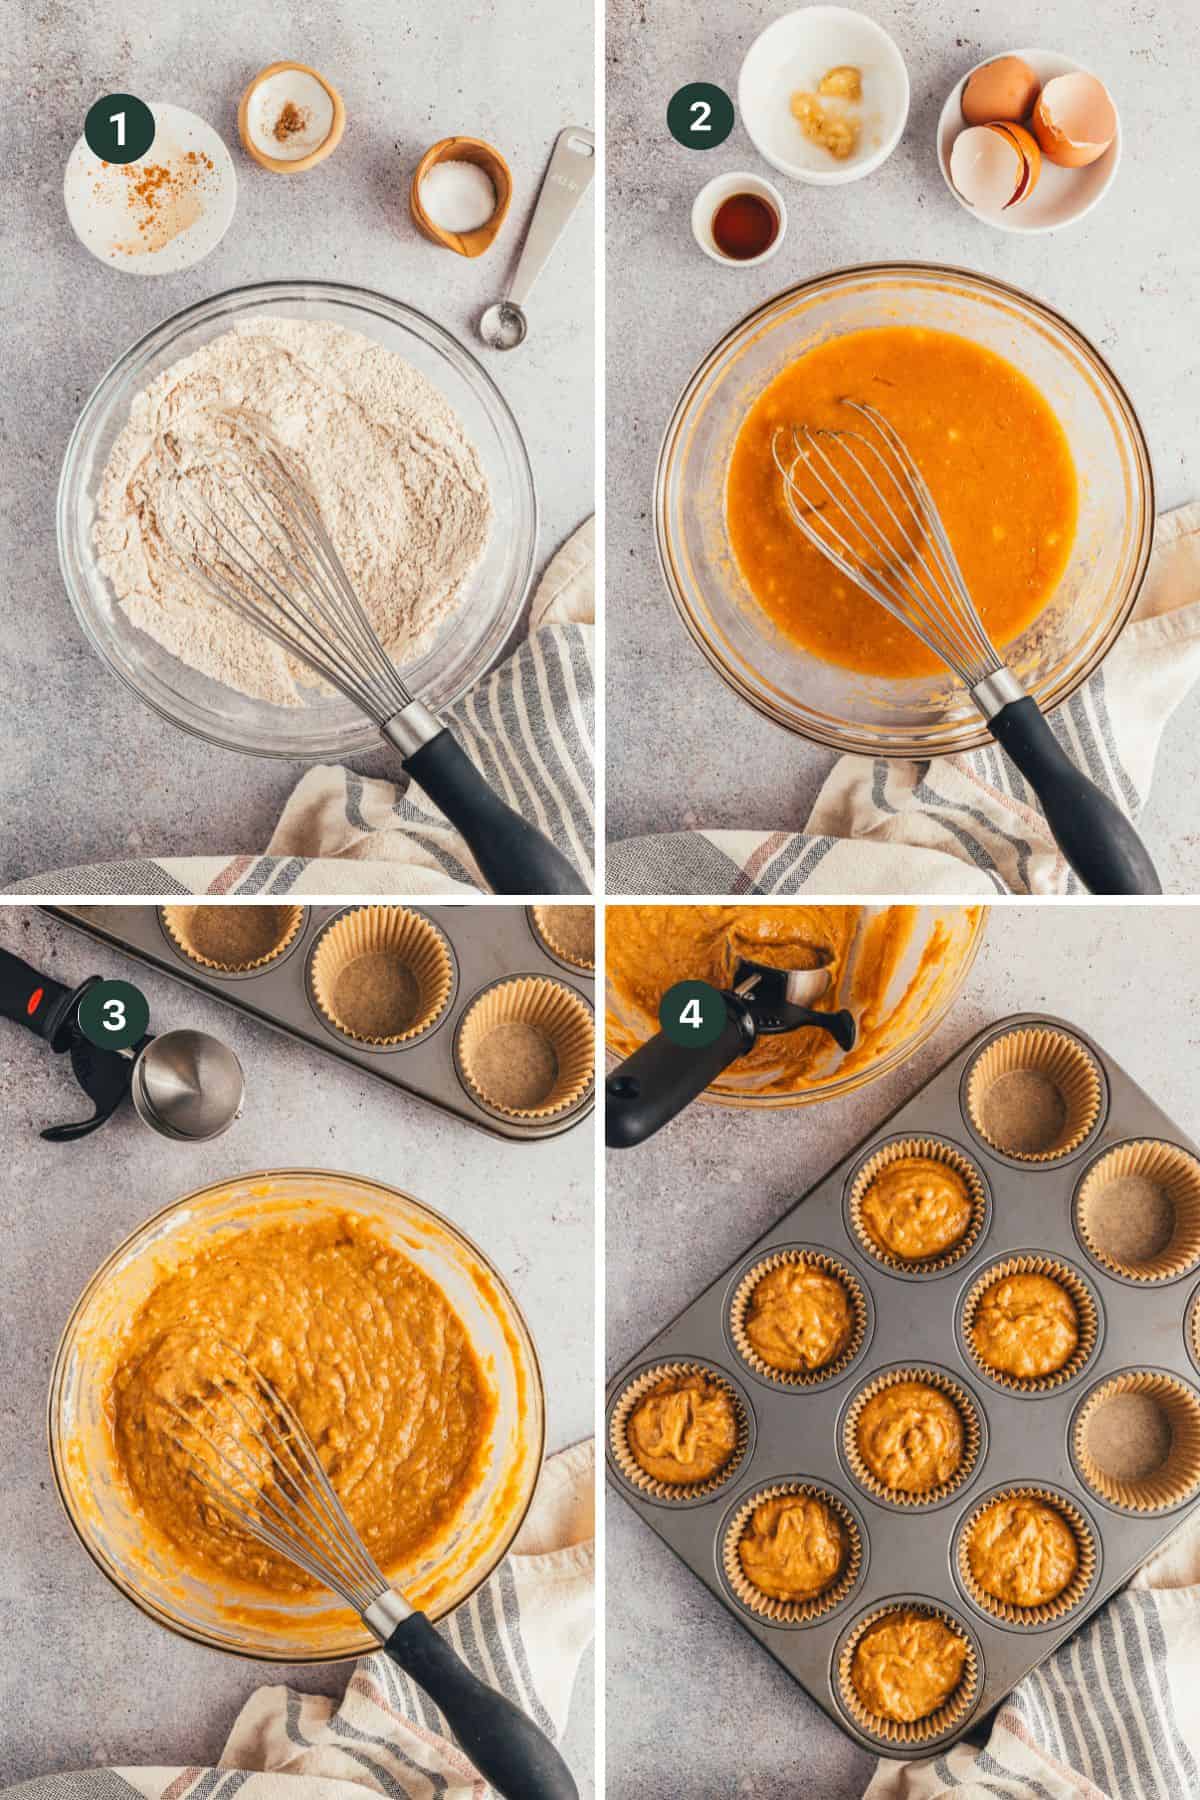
[605,1002,754,1148]
[0,947,79,1047]
[384,1613,578,1800]
[403,730,585,895]
[990,697,1162,895]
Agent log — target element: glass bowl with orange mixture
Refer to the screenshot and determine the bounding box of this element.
[48,1170,544,1660]
[655,264,1153,756]
[605,904,985,1106]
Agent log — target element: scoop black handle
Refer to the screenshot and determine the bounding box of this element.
[384,1613,577,1800]
[990,698,1161,895]
[0,946,79,1046]
[403,730,585,895]
[606,1003,752,1149]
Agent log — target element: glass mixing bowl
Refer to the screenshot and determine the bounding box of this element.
[655,263,1154,756]
[605,903,985,1106]
[58,280,538,759]
[48,1169,545,1661]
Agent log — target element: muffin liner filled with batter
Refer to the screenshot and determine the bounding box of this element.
[161,904,305,973]
[609,1360,751,1503]
[1075,1141,1200,1283]
[1073,1371,1200,1513]
[309,907,454,1046]
[960,1254,1099,1393]
[965,1028,1102,1162]
[847,1138,988,1275]
[836,1600,980,1746]
[530,905,595,971]
[729,1249,868,1388]
[955,1486,1097,1628]
[843,1366,982,1509]
[457,976,594,1119]
[721,1480,862,1624]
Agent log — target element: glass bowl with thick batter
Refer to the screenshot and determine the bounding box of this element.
[605,903,985,1107]
[48,1169,545,1660]
[57,279,537,760]
[655,262,1154,757]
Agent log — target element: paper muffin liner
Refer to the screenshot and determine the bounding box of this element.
[457,976,594,1119]
[956,1486,1097,1627]
[1075,1141,1200,1283]
[965,1028,1102,1162]
[308,906,454,1046]
[729,1250,868,1388]
[837,1600,980,1746]
[722,1481,862,1624]
[960,1255,1098,1393]
[160,904,304,973]
[1073,1371,1200,1513]
[609,1360,751,1504]
[843,1366,982,1509]
[847,1138,988,1275]
[529,905,595,971]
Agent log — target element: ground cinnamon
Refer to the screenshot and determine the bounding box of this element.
[273,100,310,142]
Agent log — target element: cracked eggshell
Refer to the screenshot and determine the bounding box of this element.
[961,55,1041,126]
[1033,71,1117,167]
[950,122,1039,212]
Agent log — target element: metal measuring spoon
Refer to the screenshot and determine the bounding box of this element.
[479,127,595,350]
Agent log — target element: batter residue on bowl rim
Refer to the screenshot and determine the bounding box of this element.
[726,324,1078,679]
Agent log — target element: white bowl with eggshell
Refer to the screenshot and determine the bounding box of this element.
[938,49,1120,233]
[738,6,909,185]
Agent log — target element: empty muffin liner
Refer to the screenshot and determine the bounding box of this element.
[956,1487,1097,1627]
[457,976,594,1119]
[308,907,454,1046]
[609,1360,751,1504]
[530,905,595,971]
[722,1481,863,1624]
[847,1137,988,1274]
[729,1250,868,1388]
[960,1255,1099,1393]
[843,1366,982,1509]
[966,1028,1102,1163]
[836,1601,980,1746]
[161,904,304,973]
[1075,1141,1200,1283]
[1073,1371,1200,1513]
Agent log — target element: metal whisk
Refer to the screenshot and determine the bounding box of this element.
[154,417,582,895]
[161,1333,576,1800]
[772,401,1159,894]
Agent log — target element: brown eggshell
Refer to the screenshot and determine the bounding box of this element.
[961,56,1041,126]
[1033,72,1117,167]
[993,121,1042,204]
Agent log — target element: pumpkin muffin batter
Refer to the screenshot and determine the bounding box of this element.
[855,1380,965,1493]
[727,325,1078,679]
[625,1371,739,1486]
[967,1496,1079,1609]
[606,905,980,1098]
[738,1493,847,1601]
[743,1261,854,1372]
[859,1156,973,1262]
[107,1213,495,1595]
[850,1609,969,1724]
[971,1272,1079,1379]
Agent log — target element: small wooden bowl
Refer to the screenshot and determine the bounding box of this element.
[410,136,512,257]
[238,61,345,175]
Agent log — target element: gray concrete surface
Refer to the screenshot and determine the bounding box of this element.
[1,0,593,886]
[606,0,1200,891]
[0,906,594,1793]
[605,904,1200,1798]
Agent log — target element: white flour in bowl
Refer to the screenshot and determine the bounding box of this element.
[93,318,493,707]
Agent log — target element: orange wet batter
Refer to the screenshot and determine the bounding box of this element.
[106,1214,496,1596]
[856,1380,965,1494]
[967,1496,1079,1608]
[738,1493,847,1601]
[859,1156,973,1263]
[850,1609,969,1724]
[727,326,1078,678]
[744,1261,854,1372]
[626,1372,739,1485]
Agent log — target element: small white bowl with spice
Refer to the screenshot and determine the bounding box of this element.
[238,61,345,173]
[738,5,909,184]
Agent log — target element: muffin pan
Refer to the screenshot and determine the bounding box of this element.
[606,1013,1200,1755]
[48,905,593,1143]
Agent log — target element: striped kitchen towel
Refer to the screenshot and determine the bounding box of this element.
[864,1504,1200,1799]
[6,523,594,897]
[608,504,1200,897]
[2,1441,594,1800]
